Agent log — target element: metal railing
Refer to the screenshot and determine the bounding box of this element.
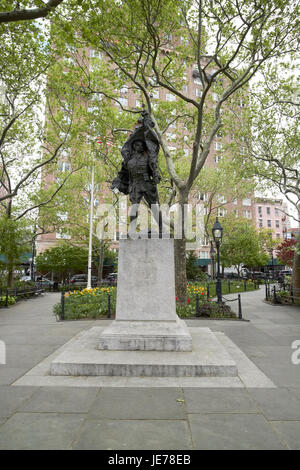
[0,285,45,308]
[195,292,243,319]
[265,280,300,304]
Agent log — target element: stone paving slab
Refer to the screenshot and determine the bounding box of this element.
[183,388,259,414]
[17,387,99,414]
[188,413,287,450]
[72,419,193,450]
[87,388,186,420]
[271,421,300,450]
[0,412,86,450]
[0,385,36,418]
[247,388,300,421]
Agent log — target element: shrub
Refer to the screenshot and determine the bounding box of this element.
[0,295,16,307]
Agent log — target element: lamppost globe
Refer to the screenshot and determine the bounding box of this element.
[212,218,223,244]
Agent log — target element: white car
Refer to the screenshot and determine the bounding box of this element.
[20,276,32,282]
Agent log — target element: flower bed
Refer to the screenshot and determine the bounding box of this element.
[53,287,116,320]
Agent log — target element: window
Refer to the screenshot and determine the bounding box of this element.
[240,99,246,108]
[91,93,102,101]
[276,233,281,239]
[203,237,209,246]
[195,88,202,97]
[233,199,238,205]
[243,210,252,219]
[56,232,71,240]
[276,220,280,228]
[183,85,187,93]
[119,97,128,107]
[275,208,279,216]
[259,219,263,227]
[120,85,128,94]
[197,193,208,202]
[242,198,251,206]
[150,89,159,99]
[194,76,201,85]
[215,155,222,164]
[234,210,239,218]
[218,208,227,217]
[166,93,176,101]
[90,49,102,59]
[184,149,189,157]
[212,93,219,101]
[258,206,262,214]
[199,251,209,259]
[88,106,98,113]
[180,36,188,46]
[57,212,68,221]
[267,207,271,215]
[58,162,70,172]
[217,195,227,204]
[214,142,223,151]
[166,133,176,141]
[267,220,271,227]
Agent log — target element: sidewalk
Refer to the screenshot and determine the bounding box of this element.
[0,288,299,449]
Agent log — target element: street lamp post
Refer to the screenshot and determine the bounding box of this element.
[212,218,223,304]
[210,241,216,280]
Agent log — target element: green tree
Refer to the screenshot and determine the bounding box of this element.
[36,243,88,281]
[0,215,31,285]
[186,251,201,281]
[219,216,269,276]
[66,0,298,302]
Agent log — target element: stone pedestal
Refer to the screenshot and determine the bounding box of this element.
[98,238,192,351]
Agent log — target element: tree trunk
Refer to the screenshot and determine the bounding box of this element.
[174,190,188,304]
[292,234,300,303]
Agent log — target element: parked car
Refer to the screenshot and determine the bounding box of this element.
[20,275,32,282]
[248,272,267,280]
[70,274,98,287]
[106,273,117,284]
[224,272,239,279]
[35,276,54,287]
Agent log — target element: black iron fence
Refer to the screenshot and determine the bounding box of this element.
[0,285,45,307]
[194,292,243,319]
[265,280,300,304]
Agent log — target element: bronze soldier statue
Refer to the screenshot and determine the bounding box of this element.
[111,110,163,236]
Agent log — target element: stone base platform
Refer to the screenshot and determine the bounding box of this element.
[50,327,238,378]
[98,319,192,351]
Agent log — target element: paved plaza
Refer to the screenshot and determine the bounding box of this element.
[0,287,299,449]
